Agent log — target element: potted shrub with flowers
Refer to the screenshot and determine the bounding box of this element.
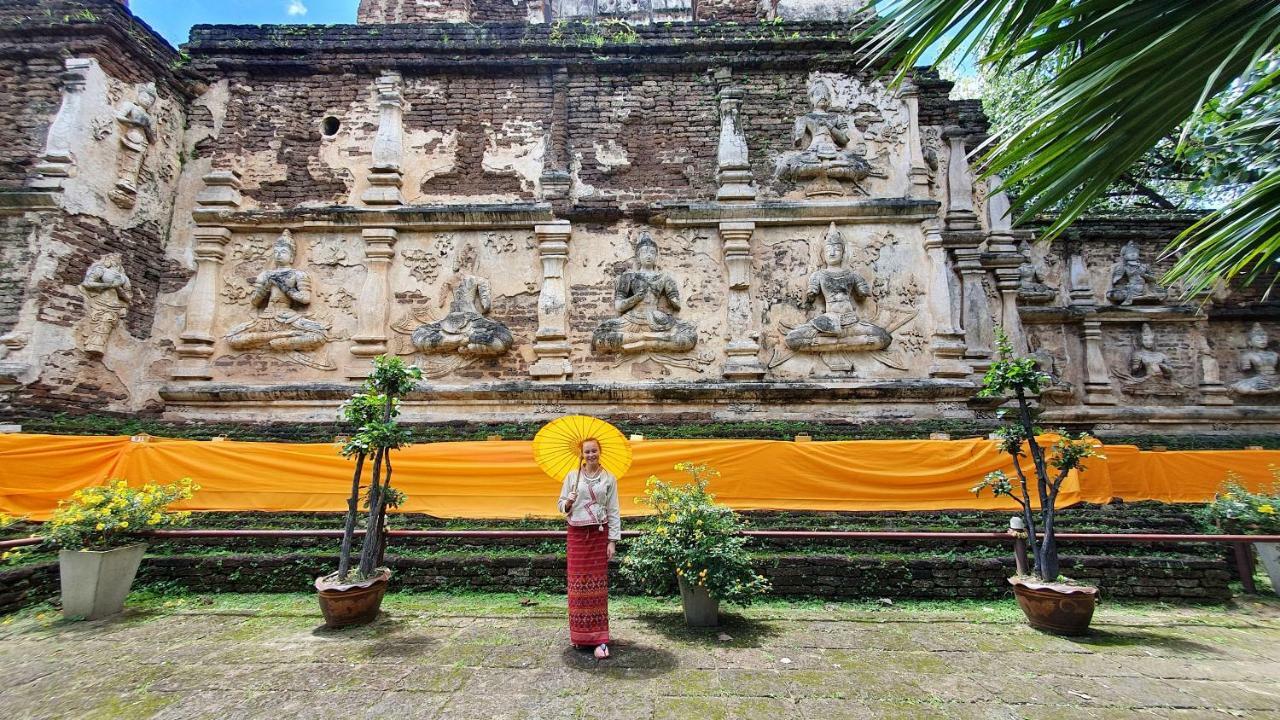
[622,462,770,628]
[1201,471,1280,596]
[47,478,198,619]
[315,354,420,628]
[972,330,1103,635]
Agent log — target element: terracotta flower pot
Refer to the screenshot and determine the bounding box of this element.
[59,543,147,620]
[315,568,391,628]
[1008,577,1098,636]
[677,576,720,628]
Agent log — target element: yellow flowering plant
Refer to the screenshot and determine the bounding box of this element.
[0,512,30,565]
[47,478,199,550]
[1201,468,1280,534]
[621,462,770,606]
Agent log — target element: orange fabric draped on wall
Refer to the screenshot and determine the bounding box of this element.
[0,433,1276,520]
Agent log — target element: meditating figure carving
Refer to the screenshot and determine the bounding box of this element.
[1230,323,1279,396]
[785,223,891,354]
[592,232,697,355]
[1119,323,1181,396]
[411,244,513,357]
[77,254,132,357]
[225,230,329,366]
[1107,241,1166,306]
[1016,240,1057,304]
[109,85,156,209]
[776,79,878,197]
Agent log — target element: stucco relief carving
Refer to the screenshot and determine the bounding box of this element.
[1114,323,1183,396]
[224,230,333,369]
[1027,331,1075,403]
[109,85,157,209]
[1231,323,1280,396]
[403,244,514,358]
[1107,241,1167,306]
[592,232,698,355]
[775,79,882,198]
[784,223,891,354]
[77,254,132,357]
[1016,239,1058,304]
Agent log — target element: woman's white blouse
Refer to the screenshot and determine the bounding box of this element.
[558,469,622,541]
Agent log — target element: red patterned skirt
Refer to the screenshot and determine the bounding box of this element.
[566,523,610,646]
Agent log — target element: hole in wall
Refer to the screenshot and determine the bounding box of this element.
[321,116,340,137]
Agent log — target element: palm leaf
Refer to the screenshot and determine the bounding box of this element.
[864,0,1280,293]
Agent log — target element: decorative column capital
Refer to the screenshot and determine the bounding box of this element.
[361,227,398,259]
[191,226,232,263]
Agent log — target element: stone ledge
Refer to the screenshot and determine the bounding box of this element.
[160,378,980,404]
[1041,405,1280,425]
[652,197,941,227]
[192,202,556,230]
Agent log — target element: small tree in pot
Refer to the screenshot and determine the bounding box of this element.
[315,355,420,628]
[972,331,1102,635]
[622,462,770,628]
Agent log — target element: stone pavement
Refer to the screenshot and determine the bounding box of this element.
[1,593,1279,720]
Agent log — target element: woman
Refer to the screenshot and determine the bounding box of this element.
[558,437,621,659]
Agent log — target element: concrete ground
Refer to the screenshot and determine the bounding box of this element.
[1,592,1279,720]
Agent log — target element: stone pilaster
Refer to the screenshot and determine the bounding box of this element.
[362,71,405,206]
[172,227,231,381]
[348,228,398,373]
[900,80,931,198]
[715,87,756,202]
[31,58,95,190]
[943,126,979,231]
[957,239,993,366]
[719,221,764,379]
[1081,319,1117,405]
[530,221,573,380]
[922,221,969,377]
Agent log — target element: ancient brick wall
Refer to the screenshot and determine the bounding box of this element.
[0,0,188,416]
[0,57,63,189]
[358,0,473,23]
[0,562,58,616]
[114,551,1233,602]
[696,0,761,21]
[0,215,38,335]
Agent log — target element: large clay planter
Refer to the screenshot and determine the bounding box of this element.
[1009,577,1098,636]
[315,569,391,628]
[678,576,720,628]
[59,543,147,620]
[1255,542,1280,597]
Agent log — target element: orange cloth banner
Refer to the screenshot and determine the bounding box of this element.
[0,434,1275,520]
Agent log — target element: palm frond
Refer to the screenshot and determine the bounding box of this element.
[1166,170,1280,298]
[866,0,1280,292]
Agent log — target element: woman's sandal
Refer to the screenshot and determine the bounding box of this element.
[593,643,610,659]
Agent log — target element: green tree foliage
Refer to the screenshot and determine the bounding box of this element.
[867,0,1280,295]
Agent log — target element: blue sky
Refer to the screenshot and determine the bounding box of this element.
[133,0,358,47]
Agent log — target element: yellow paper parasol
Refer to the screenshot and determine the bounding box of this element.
[532,415,632,482]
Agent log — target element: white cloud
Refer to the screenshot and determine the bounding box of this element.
[286,0,308,16]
